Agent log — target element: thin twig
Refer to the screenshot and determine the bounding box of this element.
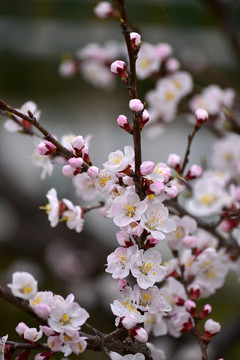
[0,98,90,171]
[179,125,200,175]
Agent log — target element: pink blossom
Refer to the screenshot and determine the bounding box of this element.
[110,60,127,78]
[195,108,209,127]
[139,161,155,176]
[130,327,148,343]
[117,115,132,133]
[167,153,181,170]
[130,32,141,48]
[129,99,144,112]
[87,166,100,179]
[37,141,56,156]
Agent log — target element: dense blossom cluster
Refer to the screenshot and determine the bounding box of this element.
[0,1,239,360]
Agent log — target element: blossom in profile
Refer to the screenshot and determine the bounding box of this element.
[8,272,38,300]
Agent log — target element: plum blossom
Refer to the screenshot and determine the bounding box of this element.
[140,203,176,240]
[165,215,197,250]
[95,169,117,193]
[134,285,172,315]
[59,330,87,356]
[30,291,55,319]
[110,192,147,227]
[136,42,161,79]
[106,245,139,279]
[62,199,84,233]
[43,188,60,227]
[131,248,166,289]
[103,146,134,174]
[31,150,54,180]
[73,172,99,201]
[8,271,37,300]
[48,294,89,333]
[110,286,145,326]
[4,101,41,132]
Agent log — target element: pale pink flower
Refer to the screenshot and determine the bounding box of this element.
[129,99,144,112]
[103,146,134,174]
[48,294,89,333]
[130,32,141,48]
[110,192,147,227]
[136,42,161,79]
[140,203,176,240]
[131,248,166,289]
[62,199,84,233]
[73,172,99,201]
[204,319,221,334]
[8,271,37,300]
[106,245,139,279]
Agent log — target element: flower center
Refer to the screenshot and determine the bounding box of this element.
[60,313,72,326]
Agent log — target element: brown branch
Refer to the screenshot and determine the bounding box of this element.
[179,125,200,176]
[0,98,90,171]
[7,341,49,351]
[115,0,144,199]
[193,318,208,360]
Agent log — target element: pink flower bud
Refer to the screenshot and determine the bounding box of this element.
[155,43,173,61]
[185,299,197,316]
[129,99,144,112]
[203,319,221,340]
[174,296,185,306]
[149,181,165,196]
[62,165,76,178]
[68,157,83,168]
[121,315,138,330]
[82,146,91,164]
[59,59,77,78]
[186,164,202,179]
[117,115,132,133]
[130,32,141,48]
[140,109,149,128]
[220,219,238,232]
[71,135,85,154]
[165,57,180,73]
[94,1,118,19]
[164,185,179,198]
[110,60,128,78]
[16,322,29,336]
[34,304,51,319]
[140,161,155,176]
[130,327,148,343]
[195,108,208,127]
[167,153,181,171]
[199,304,212,319]
[116,231,133,247]
[145,237,159,249]
[188,284,201,300]
[182,235,197,248]
[87,166,100,179]
[118,279,129,291]
[37,141,56,156]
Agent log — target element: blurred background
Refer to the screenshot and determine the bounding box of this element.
[0,0,240,359]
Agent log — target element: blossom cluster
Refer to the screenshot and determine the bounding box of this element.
[8,271,89,358]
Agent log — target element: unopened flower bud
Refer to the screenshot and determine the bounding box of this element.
[165,57,180,73]
[110,60,128,78]
[186,164,202,180]
[34,352,53,360]
[203,319,221,340]
[130,32,141,48]
[37,141,56,156]
[195,108,208,127]
[130,327,148,343]
[68,157,83,168]
[94,1,118,19]
[220,219,238,232]
[182,235,197,248]
[149,181,165,196]
[199,304,212,319]
[16,322,29,336]
[129,99,144,112]
[145,237,159,249]
[185,299,197,316]
[140,109,150,128]
[71,135,85,155]
[188,284,201,300]
[140,161,155,176]
[167,153,181,171]
[87,166,100,179]
[82,146,91,164]
[62,165,77,178]
[121,315,138,330]
[174,296,185,306]
[117,115,132,133]
[116,231,133,247]
[118,279,129,291]
[164,185,179,198]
